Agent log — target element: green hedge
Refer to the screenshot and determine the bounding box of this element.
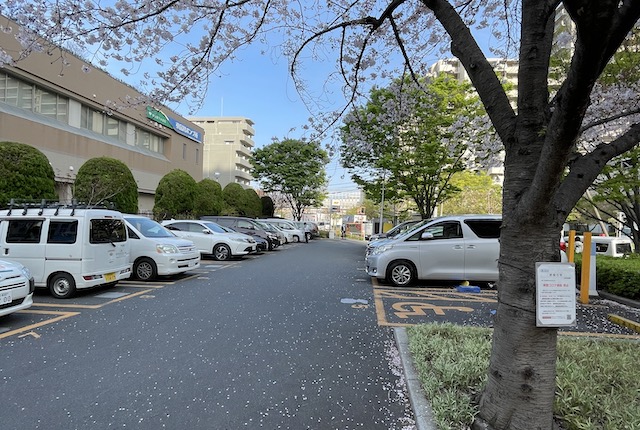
[573,254,640,300]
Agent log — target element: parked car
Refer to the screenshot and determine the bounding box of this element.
[0,259,34,317]
[270,223,296,244]
[366,219,429,257]
[368,220,421,242]
[366,215,502,287]
[217,224,268,252]
[292,221,319,241]
[256,221,287,245]
[161,220,257,260]
[123,215,200,281]
[563,234,634,257]
[260,218,305,243]
[201,216,279,250]
[0,204,131,299]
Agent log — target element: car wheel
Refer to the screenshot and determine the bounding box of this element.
[388,261,416,287]
[213,243,232,261]
[293,235,300,243]
[49,273,76,299]
[134,257,157,281]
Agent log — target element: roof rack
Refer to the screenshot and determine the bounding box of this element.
[3,199,113,216]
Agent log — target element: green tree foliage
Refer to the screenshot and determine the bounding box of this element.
[0,141,57,205]
[244,188,262,218]
[261,195,275,217]
[221,183,249,216]
[73,157,138,213]
[153,169,197,219]
[340,75,482,219]
[252,139,329,220]
[442,171,502,215]
[193,178,223,217]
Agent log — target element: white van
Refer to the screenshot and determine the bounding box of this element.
[0,259,34,317]
[592,236,634,257]
[0,204,132,298]
[123,215,200,281]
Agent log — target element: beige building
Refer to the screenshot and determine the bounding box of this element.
[0,16,203,212]
[188,116,255,188]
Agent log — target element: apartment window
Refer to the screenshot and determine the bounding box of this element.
[183,143,187,159]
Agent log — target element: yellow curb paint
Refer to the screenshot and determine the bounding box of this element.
[608,314,640,334]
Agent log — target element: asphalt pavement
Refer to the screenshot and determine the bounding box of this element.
[2,236,638,430]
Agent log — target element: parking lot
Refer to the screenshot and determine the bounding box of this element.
[3,240,639,342]
[0,258,245,340]
[371,277,640,339]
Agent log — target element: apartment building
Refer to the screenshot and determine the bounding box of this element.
[0,16,203,212]
[429,57,519,106]
[188,116,255,188]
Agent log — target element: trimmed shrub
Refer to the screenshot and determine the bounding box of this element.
[0,141,57,204]
[74,157,138,213]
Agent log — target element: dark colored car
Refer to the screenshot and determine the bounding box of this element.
[201,216,279,251]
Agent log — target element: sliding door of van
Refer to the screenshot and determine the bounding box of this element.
[1,218,47,285]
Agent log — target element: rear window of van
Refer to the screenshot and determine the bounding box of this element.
[465,220,502,238]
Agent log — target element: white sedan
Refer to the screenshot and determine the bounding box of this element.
[161,220,257,260]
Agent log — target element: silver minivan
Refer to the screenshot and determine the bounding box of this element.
[366,215,502,287]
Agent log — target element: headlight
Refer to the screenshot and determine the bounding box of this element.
[372,243,394,255]
[245,238,256,243]
[156,244,179,254]
[18,263,31,279]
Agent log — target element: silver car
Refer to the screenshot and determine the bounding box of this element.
[366,215,501,287]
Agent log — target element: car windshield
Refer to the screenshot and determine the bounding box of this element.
[257,222,275,232]
[217,224,237,233]
[202,221,226,233]
[126,217,174,238]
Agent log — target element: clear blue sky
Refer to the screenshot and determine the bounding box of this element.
[180,44,359,193]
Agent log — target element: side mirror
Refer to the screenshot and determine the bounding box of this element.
[421,232,434,240]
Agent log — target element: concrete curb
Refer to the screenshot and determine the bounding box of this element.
[597,290,640,309]
[394,327,437,430]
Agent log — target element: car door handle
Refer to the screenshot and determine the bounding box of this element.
[453,245,464,249]
[466,245,477,249]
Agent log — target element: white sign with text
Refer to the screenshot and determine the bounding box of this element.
[536,262,577,327]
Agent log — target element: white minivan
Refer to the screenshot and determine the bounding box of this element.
[0,204,132,298]
[123,215,201,281]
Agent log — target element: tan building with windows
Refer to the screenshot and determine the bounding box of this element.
[188,116,255,188]
[0,16,203,212]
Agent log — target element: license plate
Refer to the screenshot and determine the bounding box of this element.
[0,291,12,305]
[104,272,116,282]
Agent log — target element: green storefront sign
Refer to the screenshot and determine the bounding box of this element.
[146,106,172,128]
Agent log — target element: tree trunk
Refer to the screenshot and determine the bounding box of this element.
[475,221,561,429]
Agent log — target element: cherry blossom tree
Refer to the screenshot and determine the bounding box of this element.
[2,1,640,429]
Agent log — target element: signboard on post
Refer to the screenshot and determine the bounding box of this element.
[535,262,577,327]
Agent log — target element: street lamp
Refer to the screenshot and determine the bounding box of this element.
[378,170,386,234]
[214,171,220,182]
